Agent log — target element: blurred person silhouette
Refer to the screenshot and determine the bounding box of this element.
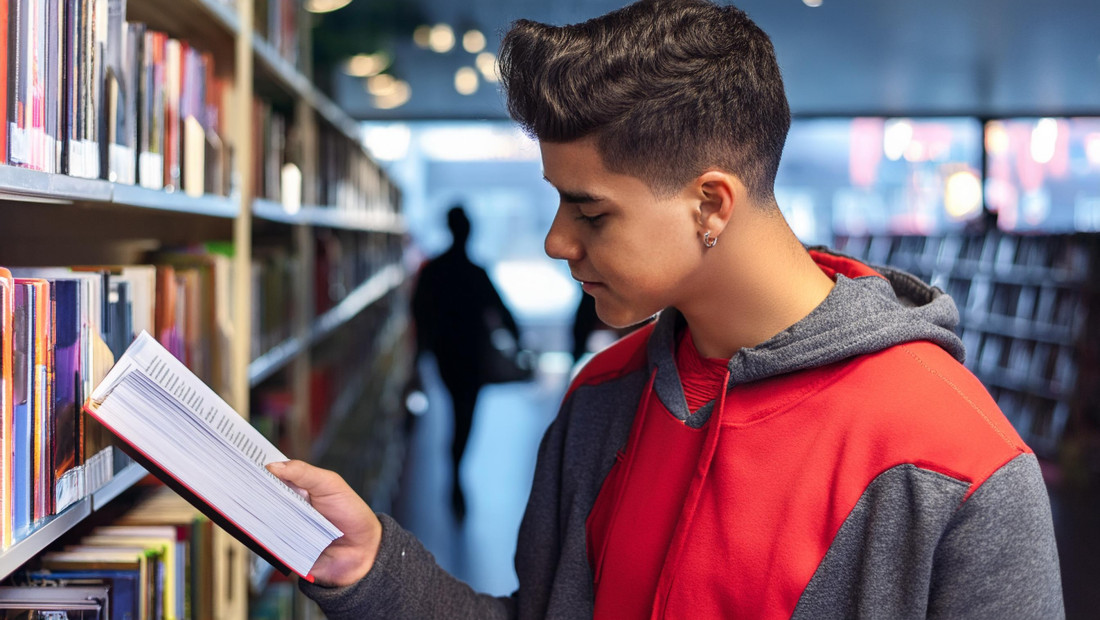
[572,291,653,363]
[571,291,601,362]
[411,205,522,521]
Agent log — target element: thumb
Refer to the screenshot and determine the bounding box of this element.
[266,459,342,497]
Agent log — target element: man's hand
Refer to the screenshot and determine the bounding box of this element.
[266,460,382,587]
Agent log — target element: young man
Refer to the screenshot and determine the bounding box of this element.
[270,0,1064,617]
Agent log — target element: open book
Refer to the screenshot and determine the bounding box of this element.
[83,332,342,581]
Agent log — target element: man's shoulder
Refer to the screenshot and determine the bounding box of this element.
[837,341,1030,483]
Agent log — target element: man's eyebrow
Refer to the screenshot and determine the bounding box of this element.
[542,176,603,204]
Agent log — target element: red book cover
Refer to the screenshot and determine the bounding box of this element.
[1,268,14,547]
[0,0,10,164]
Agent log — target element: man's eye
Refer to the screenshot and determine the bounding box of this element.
[575,214,606,226]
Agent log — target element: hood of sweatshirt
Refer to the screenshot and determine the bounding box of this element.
[646,249,965,428]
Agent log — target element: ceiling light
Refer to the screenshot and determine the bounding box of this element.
[429,24,456,53]
[476,52,499,82]
[463,30,487,54]
[455,67,479,95]
[985,121,1010,155]
[883,119,913,161]
[1030,118,1059,164]
[944,170,982,220]
[305,0,352,13]
[345,52,391,78]
[375,81,411,110]
[803,0,823,6]
[1086,133,1100,167]
[367,74,399,97]
[413,25,432,49]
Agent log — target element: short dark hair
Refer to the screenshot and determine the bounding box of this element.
[447,205,471,242]
[499,0,791,201]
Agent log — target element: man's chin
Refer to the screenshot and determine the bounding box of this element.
[594,302,659,330]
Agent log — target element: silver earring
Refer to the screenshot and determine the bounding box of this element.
[703,231,718,248]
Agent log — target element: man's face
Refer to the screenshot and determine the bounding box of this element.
[540,138,705,328]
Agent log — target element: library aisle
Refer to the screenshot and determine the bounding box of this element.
[391,355,566,596]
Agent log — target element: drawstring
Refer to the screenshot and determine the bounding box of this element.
[654,368,733,618]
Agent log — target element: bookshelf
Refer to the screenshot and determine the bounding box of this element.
[834,232,1093,458]
[0,0,410,617]
[0,463,147,580]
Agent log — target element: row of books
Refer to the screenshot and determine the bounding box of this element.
[318,122,402,217]
[315,229,404,317]
[253,99,291,206]
[964,330,1076,396]
[11,485,244,620]
[249,231,404,366]
[251,102,400,218]
[841,232,1091,280]
[986,386,1071,458]
[3,0,233,196]
[0,253,233,548]
[250,283,408,460]
[312,294,412,506]
[250,247,297,363]
[255,0,300,67]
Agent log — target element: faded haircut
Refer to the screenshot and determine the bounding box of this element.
[499,0,791,201]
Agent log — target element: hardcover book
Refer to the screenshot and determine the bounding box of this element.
[84,332,341,580]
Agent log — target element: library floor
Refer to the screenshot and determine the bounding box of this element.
[389,358,1100,618]
[390,355,564,596]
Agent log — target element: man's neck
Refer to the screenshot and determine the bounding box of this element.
[678,216,835,360]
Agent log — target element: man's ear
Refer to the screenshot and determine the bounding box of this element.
[694,170,742,237]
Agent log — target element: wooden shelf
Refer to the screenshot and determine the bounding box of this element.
[311,264,406,344]
[959,312,1076,346]
[0,463,149,580]
[252,38,362,148]
[247,263,407,386]
[248,335,306,387]
[311,315,408,462]
[253,199,406,233]
[0,166,239,219]
[977,369,1066,402]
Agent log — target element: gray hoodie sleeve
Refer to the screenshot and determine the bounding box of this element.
[299,513,517,620]
[928,453,1065,619]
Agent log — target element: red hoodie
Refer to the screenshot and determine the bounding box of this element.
[584,252,1038,619]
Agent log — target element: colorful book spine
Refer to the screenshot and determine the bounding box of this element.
[0,269,13,549]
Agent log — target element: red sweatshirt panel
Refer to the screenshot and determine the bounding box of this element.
[659,341,1027,618]
[589,379,707,620]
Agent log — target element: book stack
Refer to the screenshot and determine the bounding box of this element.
[13,484,278,619]
[4,0,233,196]
[833,231,1093,457]
[0,251,234,548]
[0,584,110,617]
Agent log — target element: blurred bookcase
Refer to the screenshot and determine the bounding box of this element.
[834,232,1095,460]
[0,0,411,617]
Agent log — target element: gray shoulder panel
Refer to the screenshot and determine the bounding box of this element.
[927,453,1064,619]
[792,464,968,619]
[793,454,1063,619]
